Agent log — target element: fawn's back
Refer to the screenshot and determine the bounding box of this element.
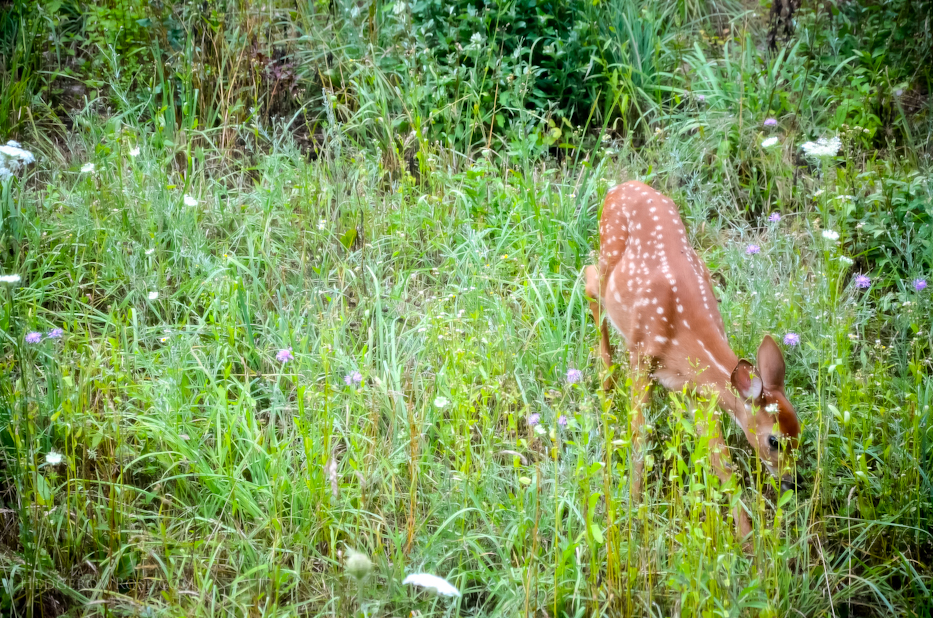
[595,180,738,389]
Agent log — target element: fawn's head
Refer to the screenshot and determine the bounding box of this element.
[731,335,802,492]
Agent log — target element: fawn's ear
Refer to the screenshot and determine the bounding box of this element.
[731,359,763,401]
[757,335,786,391]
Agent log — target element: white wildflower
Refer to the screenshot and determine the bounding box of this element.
[765,403,778,413]
[822,230,839,241]
[148,291,159,300]
[81,163,95,173]
[812,189,825,198]
[183,194,198,206]
[800,137,841,158]
[761,136,779,148]
[469,32,485,48]
[834,194,854,201]
[129,146,140,157]
[0,274,22,284]
[402,573,461,597]
[0,140,36,179]
[145,248,155,255]
[839,256,853,266]
[45,451,63,466]
[317,219,326,230]
[433,396,449,408]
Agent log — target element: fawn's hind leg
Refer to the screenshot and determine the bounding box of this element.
[584,265,615,389]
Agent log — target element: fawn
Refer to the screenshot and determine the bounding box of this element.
[584,180,801,539]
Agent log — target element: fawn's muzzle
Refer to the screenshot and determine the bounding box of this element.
[780,471,804,493]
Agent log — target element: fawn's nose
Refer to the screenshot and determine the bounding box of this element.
[780,471,803,493]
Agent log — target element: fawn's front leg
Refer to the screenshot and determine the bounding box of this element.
[628,352,653,499]
[695,407,753,543]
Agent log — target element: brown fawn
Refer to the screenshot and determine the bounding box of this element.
[584,180,801,539]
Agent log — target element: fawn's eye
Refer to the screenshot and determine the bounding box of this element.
[768,435,780,450]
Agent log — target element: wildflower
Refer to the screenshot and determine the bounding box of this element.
[527,413,540,427]
[895,88,904,97]
[0,274,21,284]
[25,332,42,344]
[434,396,449,408]
[565,368,582,384]
[402,573,460,597]
[800,137,841,158]
[148,291,159,300]
[763,118,778,127]
[276,348,294,363]
[47,328,64,339]
[344,371,363,386]
[768,213,781,223]
[822,230,839,241]
[765,403,778,413]
[0,140,35,179]
[913,278,927,291]
[783,332,800,346]
[746,244,761,255]
[81,163,95,173]
[345,548,373,581]
[469,32,485,48]
[761,137,779,148]
[129,146,141,157]
[812,189,825,198]
[183,194,198,207]
[317,219,326,230]
[557,415,568,427]
[696,94,706,102]
[145,248,155,255]
[839,256,854,266]
[854,274,871,289]
[45,451,63,466]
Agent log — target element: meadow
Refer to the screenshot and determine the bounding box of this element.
[1,0,932,616]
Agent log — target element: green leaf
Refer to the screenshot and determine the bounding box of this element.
[340,228,357,250]
[35,474,52,505]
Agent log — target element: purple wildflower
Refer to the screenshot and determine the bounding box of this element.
[565,368,582,384]
[344,371,363,386]
[47,328,64,339]
[746,244,761,255]
[912,278,927,291]
[276,348,294,363]
[854,274,871,289]
[25,332,42,344]
[764,117,778,127]
[783,332,800,347]
[697,94,706,102]
[527,413,540,427]
[768,213,781,223]
[557,415,568,427]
